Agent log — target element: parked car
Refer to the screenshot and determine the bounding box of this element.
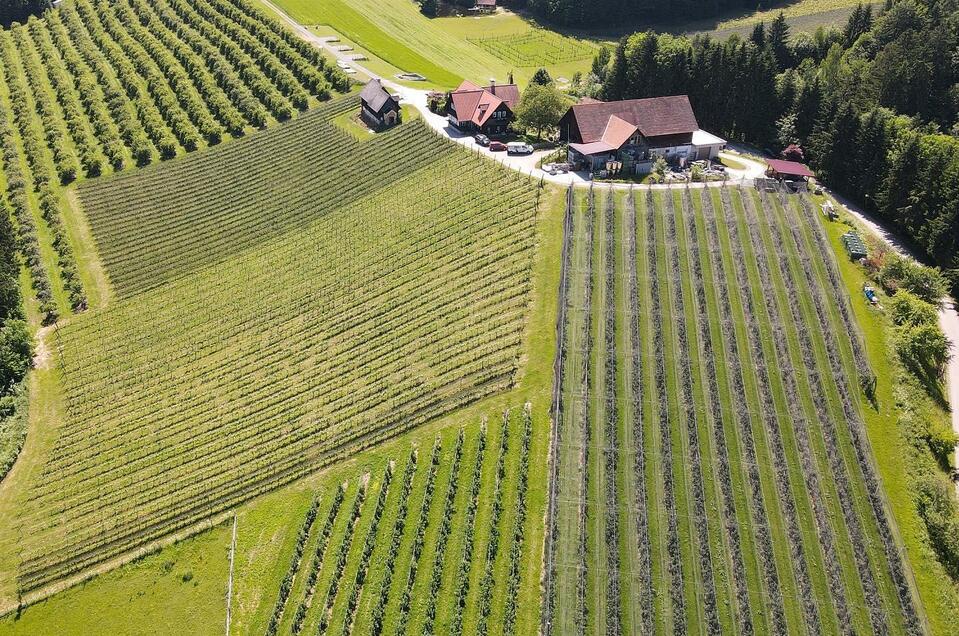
[489,141,507,152]
[507,142,534,155]
[474,134,490,147]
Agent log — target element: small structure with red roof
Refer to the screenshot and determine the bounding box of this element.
[765,159,815,181]
[473,0,497,12]
[446,79,520,137]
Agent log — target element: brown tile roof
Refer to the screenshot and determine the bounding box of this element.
[568,95,699,143]
[449,82,519,126]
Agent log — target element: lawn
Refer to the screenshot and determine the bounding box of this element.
[0,523,232,635]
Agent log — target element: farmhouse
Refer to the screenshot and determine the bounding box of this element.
[558,95,726,174]
[472,0,497,12]
[359,79,401,130]
[446,80,520,136]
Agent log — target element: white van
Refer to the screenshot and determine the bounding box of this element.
[506,142,534,155]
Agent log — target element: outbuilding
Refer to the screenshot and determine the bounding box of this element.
[359,79,401,130]
[765,159,814,182]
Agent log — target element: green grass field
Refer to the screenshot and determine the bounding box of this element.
[266,0,599,87]
[545,186,927,634]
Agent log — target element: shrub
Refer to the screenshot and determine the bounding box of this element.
[890,290,939,328]
[915,474,959,579]
[0,319,32,393]
[879,253,949,305]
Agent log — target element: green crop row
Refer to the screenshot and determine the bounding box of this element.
[261,410,538,636]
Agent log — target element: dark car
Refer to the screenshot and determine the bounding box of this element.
[489,141,507,152]
[474,134,490,147]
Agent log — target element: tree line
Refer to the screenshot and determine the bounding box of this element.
[589,1,959,295]
[505,0,773,27]
[0,1,44,28]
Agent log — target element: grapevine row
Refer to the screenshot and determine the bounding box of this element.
[700,189,787,633]
[265,496,320,636]
[420,429,466,636]
[645,188,686,631]
[623,189,653,634]
[723,188,822,633]
[664,191,719,633]
[380,440,440,636]
[446,422,488,636]
[750,188,859,632]
[315,477,369,634]
[600,190,621,635]
[291,485,345,635]
[503,404,533,636]
[336,457,407,636]
[577,188,596,635]
[475,413,510,636]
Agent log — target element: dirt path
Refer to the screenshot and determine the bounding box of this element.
[32,326,54,371]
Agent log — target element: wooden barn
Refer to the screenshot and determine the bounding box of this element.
[359,79,401,130]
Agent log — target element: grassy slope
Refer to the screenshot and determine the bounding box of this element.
[805,195,959,634]
[267,0,595,88]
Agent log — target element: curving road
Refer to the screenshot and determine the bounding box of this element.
[261,0,959,486]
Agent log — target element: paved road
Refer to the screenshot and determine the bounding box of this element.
[262,0,959,479]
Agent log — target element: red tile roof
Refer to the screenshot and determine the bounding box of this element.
[449,82,519,127]
[600,115,638,149]
[766,159,815,178]
[567,95,699,143]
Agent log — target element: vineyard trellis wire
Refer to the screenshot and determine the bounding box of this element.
[544,187,924,633]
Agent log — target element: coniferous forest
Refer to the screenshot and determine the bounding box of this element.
[510,0,775,27]
[0,0,45,27]
[589,1,959,295]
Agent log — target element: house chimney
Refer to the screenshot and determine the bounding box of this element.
[489,78,496,93]
[507,71,514,85]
